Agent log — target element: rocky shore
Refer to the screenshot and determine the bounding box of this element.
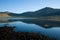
[0,26,56,40]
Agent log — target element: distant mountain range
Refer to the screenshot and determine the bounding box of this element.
[0,7,60,17]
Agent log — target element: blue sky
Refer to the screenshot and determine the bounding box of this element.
[0,0,60,13]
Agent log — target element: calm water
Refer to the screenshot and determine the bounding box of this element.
[0,18,60,40]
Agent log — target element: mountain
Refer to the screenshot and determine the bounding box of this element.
[19,12,34,17]
[20,7,60,17]
[0,7,60,17]
[0,12,11,17]
[34,7,60,16]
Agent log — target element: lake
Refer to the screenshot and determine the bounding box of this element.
[0,18,60,40]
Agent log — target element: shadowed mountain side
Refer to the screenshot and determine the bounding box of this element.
[0,7,60,17]
[16,7,60,17]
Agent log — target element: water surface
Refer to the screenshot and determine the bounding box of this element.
[0,18,60,40]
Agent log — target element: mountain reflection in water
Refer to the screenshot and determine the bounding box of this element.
[8,18,60,28]
[0,18,60,40]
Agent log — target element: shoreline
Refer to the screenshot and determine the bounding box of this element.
[0,26,56,40]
